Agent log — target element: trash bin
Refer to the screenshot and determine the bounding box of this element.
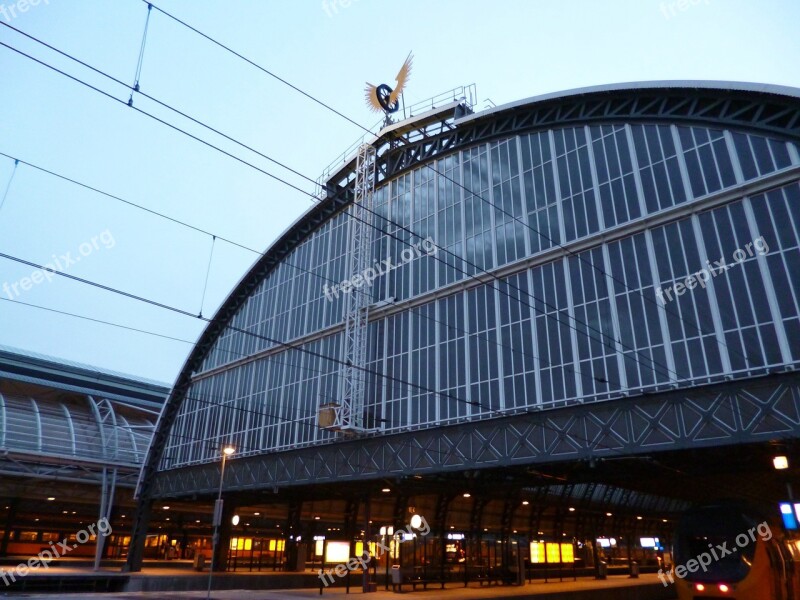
[630,561,639,578]
[391,565,402,592]
[596,560,607,580]
[193,553,206,571]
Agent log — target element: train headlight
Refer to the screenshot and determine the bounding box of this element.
[695,583,705,591]
[719,583,730,593]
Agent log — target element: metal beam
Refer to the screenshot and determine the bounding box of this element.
[150,371,800,498]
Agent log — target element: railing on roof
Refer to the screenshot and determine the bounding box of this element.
[315,84,477,198]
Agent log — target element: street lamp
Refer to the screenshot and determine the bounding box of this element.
[207,445,235,600]
[379,526,394,590]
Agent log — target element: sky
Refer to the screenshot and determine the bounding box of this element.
[0,0,798,385]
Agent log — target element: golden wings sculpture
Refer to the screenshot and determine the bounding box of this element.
[364,52,413,114]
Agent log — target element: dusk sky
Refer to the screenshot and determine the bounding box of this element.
[1,0,798,384]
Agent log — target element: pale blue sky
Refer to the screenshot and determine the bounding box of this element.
[0,0,798,384]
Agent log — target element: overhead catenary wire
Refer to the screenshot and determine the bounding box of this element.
[118,4,761,373]
[128,1,152,106]
[0,150,602,393]
[0,248,636,461]
[0,20,710,387]
[0,21,775,441]
[0,158,18,213]
[199,235,215,318]
[0,33,752,394]
[0,37,672,393]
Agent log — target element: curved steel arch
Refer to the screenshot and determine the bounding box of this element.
[126,85,800,571]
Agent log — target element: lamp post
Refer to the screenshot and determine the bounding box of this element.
[379,526,393,590]
[207,445,235,600]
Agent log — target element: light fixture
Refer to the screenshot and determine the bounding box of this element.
[568,507,576,512]
[254,512,260,516]
[636,516,643,520]
[522,500,529,506]
[162,506,170,510]
[774,455,789,470]
[718,583,730,593]
[232,515,240,526]
[463,493,471,498]
[662,519,668,523]
[314,516,320,520]
[606,512,612,517]
[380,526,387,535]
[382,488,391,493]
[410,514,423,529]
[695,583,705,592]
[223,445,235,456]
[196,520,201,523]
[47,497,55,501]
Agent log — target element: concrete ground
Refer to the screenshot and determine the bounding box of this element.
[0,573,677,599]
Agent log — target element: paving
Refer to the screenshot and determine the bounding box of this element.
[0,573,677,600]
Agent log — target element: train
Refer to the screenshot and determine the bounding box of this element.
[672,503,800,599]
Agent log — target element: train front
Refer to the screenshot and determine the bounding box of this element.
[673,504,779,599]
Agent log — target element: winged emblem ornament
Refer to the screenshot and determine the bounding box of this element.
[364,52,413,114]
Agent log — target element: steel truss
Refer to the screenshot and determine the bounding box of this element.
[127,85,800,570]
[151,371,800,498]
[330,144,377,433]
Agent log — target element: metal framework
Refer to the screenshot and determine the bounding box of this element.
[125,83,800,570]
[327,143,377,433]
[0,391,155,486]
[150,371,800,498]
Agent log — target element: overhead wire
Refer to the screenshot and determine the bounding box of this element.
[0,16,776,467]
[0,35,666,393]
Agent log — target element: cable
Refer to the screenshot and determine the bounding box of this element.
[0,296,194,346]
[199,235,215,318]
[0,38,642,391]
[0,23,683,389]
[120,6,761,374]
[0,30,769,417]
[128,1,152,106]
[0,37,698,397]
[0,152,602,395]
[0,158,18,212]
[0,249,631,460]
[141,1,368,133]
